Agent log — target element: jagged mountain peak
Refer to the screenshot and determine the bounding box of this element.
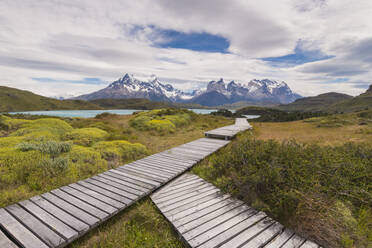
[76,73,301,105]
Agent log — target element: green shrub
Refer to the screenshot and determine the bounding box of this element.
[0,115,31,130]
[65,128,108,146]
[129,108,193,134]
[67,145,107,180]
[129,115,152,130]
[17,141,72,156]
[163,114,191,127]
[193,136,372,247]
[147,119,175,134]
[0,136,24,148]
[11,118,72,138]
[0,147,44,185]
[93,140,148,166]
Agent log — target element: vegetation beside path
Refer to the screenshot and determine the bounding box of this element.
[193,110,372,248]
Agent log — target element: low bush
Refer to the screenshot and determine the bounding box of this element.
[93,140,148,167]
[193,136,372,247]
[67,145,108,180]
[0,136,24,148]
[163,113,191,127]
[129,108,193,134]
[0,115,31,130]
[64,128,108,146]
[11,118,73,138]
[146,119,176,134]
[17,141,72,156]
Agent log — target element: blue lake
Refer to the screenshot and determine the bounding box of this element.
[10,109,260,119]
[10,109,218,118]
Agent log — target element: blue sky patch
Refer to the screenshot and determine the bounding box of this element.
[32,77,105,85]
[154,28,230,53]
[262,42,334,67]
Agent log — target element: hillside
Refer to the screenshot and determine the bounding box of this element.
[0,86,203,112]
[0,86,102,112]
[327,85,372,113]
[90,98,175,110]
[278,85,372,113]
[278,92,353,112]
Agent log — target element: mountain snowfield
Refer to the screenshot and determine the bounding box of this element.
[76,74,301,106]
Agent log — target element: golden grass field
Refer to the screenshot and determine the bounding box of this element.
[252,121,372,145]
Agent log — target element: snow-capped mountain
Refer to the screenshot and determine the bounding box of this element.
[76,74,193,102]
[75,74,301,106]
[192,78,301,106]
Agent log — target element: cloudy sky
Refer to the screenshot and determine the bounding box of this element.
[0,0,371,98]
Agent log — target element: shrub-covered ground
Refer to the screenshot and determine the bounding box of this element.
[193,111,372,248]
[0,109,232,248]
[0,115,148,207]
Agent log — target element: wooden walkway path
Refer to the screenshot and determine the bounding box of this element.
[205,118,252,140]
[151,173,321,248]
[0,118,243,248]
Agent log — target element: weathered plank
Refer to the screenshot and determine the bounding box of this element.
[84,178,138,200]
[19,199,78,242]
[92,175,145,196]
[6,204,65,247]
[41,192,100,227]
[0,208,49,248]
[111,169,161,187]
[63,184,124,212]
[51,189,109,221]
[30,195,90,233]
[282,234,306,248]
[264,228,295,248]
[205,118,251,140]
[239,222,284,248]
[196,212,269,248]
[76,181,132,205]
[0,229,18,248]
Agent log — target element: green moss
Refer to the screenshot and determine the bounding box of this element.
[65,127,108,146]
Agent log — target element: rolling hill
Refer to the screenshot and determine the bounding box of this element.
[328,84,372,113]
[0,86,102,112]
[278,92,353,112]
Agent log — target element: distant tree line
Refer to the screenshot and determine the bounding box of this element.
[210,106,329,122]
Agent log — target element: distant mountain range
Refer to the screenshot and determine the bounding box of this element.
[76,74,302,106]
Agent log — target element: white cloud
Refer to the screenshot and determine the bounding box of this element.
[0,0,371,97]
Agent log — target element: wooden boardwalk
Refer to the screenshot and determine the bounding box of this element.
[151,173,321,248]
[205,118,252,140]
[0,118,246,248]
